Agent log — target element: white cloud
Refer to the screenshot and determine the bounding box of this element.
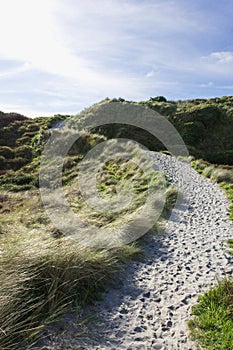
[200,81,214,88]
[200,51,233,78]
[146,70,156,78]
[0,0,232,115]
[0,1,203,87]
[202,51,233,64]
[0,0,130,95]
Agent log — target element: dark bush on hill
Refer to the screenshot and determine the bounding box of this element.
[14,145,32,161]
[0,146,14,159]
[9,157,29,171]
[0,111,27,127]
[0,156,7,169]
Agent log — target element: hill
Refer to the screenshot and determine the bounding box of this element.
[1,95,233,182]
[0,96,233,349]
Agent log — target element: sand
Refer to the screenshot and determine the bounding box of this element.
[36,153,233,350]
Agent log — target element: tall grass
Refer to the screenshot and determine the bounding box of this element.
[0,232,140,349]
[0,139,178,349]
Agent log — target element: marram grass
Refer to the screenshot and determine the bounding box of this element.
[0,231,140,349]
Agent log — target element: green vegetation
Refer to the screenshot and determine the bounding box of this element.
[1,95,233,178]
[0,226,141,349]
[188,279,233,350]
[228,239,233,255]
[94,95,233,164]
[0,167,175,349]
[0,107,179,349]
[1,95,233,349]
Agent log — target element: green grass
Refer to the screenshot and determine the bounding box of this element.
[227,239,233,255]
[220,183,233,222]
[0,230,141,349]
[0,143,177,349]
[3,95,233,348]
[188,279,233,350]
[0,184,175,349]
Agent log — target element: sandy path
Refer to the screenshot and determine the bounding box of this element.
[37,153,233,350]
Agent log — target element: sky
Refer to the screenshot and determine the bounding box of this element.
[0,0,233,117]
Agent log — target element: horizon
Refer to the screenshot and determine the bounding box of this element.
[2,93,233,119]
[0,0,233,118]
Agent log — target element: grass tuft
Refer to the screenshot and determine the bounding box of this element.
[188,279,233,350]
[0,232,133,349]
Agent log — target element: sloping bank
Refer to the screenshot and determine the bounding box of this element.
[36,153,233,350]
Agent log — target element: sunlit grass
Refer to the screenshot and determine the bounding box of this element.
[0,154,177,349]
[0,229,140,349]
[188,279,233,350]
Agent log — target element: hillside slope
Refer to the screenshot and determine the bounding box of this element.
[35,153,233,350]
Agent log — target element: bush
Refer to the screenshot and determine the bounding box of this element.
[0,146,14,159]
[0,156,7,169]
[68,132,106,156]
[9,157,28,171]
[146,101,177,116]
[210,168,233,183]
[149,96,167,102]
[175,104,221,128]
[16,136,32,146]
[0,174,36,187]
[14,145,32,161]
[205,150,233,165]
[202,165,216,178]
[18,123,39,133]
[181,121,206,145]
[191,159,209,172]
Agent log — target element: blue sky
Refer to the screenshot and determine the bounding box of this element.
[0,0,233,117]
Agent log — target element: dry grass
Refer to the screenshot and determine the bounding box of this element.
[0,156,176,349]
[0,228,141,349]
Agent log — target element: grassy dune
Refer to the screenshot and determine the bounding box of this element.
[0,108,177,348]
[0,96,233,349]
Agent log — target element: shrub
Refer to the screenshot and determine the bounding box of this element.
[14,145,32,161]
[181,121,206,145]
[149,96,167,102]
[0,146,14,159]
[9,157,28,171]
[16,136,32,146]
[68,132,106,156]
[210,168,233,183]
[191,159,210,173]
[176,104,221,127]
[163,186,179,215]
[0,156,7,169]
[146,101,177,116]
[0,174,37,187]
[18,123,39,133]
[205,150,233,165]
[202,165,216,178]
